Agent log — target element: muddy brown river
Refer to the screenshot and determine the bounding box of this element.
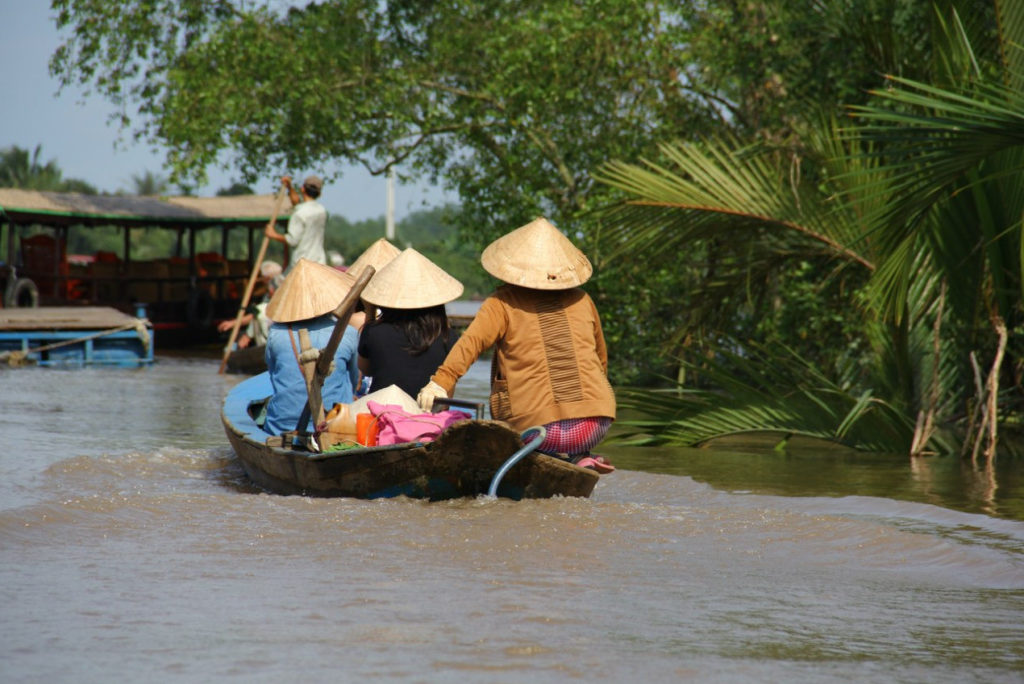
[1,355,1021,683]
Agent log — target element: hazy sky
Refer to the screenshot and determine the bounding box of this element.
[0,4,452,221]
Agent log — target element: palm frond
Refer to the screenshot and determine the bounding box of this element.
[596,130,876,269]
[612,340,928,453]
[995,0,1024,91]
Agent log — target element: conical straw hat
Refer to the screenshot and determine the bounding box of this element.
[481,217,592,289]
[361,247,464,309]
[265,258,356,323]
[348,238,401,282]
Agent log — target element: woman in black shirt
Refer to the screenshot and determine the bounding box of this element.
[357,248,463,398]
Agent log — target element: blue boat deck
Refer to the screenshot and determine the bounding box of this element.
[0,306,154,367]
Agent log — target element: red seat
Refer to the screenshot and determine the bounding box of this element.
[20,234,67,299]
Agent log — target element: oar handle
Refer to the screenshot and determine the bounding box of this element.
[218,184,289,374]
[296,266,375,446]
[315,266,375,377]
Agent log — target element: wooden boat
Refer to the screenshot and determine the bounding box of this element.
[225,343,266,375]
[222,372,599,500]
[0,188,289,347]
[0,305,153,367]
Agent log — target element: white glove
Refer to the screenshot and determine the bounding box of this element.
[417,380,448,412]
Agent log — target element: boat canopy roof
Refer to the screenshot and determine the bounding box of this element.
[0,188,289,230]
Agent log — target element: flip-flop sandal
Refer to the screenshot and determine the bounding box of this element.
[573,456,615,473]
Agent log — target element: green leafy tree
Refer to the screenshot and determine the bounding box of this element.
[48,0,976,390]
[684,0,941,140]
[325,206,493,298]
[48,0,716,241]
[128,170,170,196]
[597,1,1022,457]
[324,215,386,265]
[216,181,254,196]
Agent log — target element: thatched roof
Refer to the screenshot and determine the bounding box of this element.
[0,188,290,229]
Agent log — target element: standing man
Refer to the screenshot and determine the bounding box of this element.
[265,175,327,268]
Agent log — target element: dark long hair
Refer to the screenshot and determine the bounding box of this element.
[374,305,450,356]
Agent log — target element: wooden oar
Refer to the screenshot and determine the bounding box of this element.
[295,266,374,445]
[217,184,289,374]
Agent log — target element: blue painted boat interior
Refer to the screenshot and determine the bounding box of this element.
[223,371,274,442]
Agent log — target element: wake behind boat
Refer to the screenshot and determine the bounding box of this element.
[221,372,599,500]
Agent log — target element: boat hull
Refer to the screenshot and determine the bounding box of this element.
[0,306,153,367]
[222,373,598,500]
[224,344,266,375]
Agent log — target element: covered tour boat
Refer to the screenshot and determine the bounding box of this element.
[0,188,289,347]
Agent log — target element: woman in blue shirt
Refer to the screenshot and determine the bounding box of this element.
[263,259,361,436]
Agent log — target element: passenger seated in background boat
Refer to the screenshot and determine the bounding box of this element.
[217,260,283,349]
[417,218,616,473]
[262,259,361,436]
[357,248,463,398]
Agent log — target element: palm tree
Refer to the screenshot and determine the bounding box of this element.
[0,145,66,190]
[849,5,1024,460]
[0,145,98,193]
[594,2,1022,459]
[129,170,170,196]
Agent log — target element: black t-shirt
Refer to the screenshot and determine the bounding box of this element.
[358,323,455,397]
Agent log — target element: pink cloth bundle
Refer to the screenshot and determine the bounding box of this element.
[367,400,472,445]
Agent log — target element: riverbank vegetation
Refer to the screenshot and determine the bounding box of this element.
[45,0,1022,458]
[598,3,1023,460]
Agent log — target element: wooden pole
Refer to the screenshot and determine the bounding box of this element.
[316,267,375,378]
[297,328,324,428]
[296,266,374,445]
[217,184,289,374]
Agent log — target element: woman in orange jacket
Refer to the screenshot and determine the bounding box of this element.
[417,217,615,472]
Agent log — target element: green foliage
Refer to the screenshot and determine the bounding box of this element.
[128,170,170,196]
[326,205,493,298]
[49,0,714,241]
[323,215,387,265]
[47,0,1017,456]
[599,1,1022,454]
[216,181,254,196]
[685,0,941,139]
[65,225,120,256]
[0,145,97,193]
[612,340,928,453]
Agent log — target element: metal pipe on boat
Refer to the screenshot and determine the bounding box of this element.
[487,426,547,498]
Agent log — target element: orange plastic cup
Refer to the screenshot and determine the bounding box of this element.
[355,413,378,446]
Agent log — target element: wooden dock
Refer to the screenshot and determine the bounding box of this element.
[0,306,153,367]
